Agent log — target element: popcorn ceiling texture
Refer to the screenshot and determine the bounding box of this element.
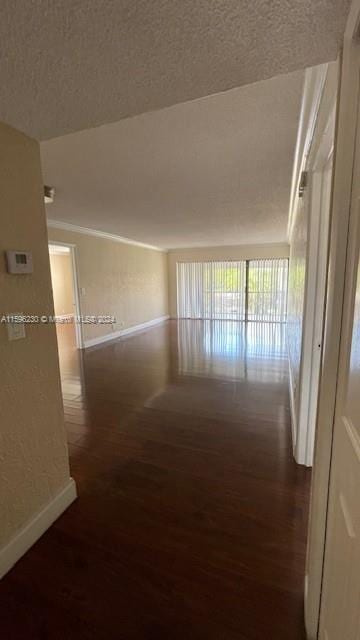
[42,71,304,248]
[0,0,351,140]
[0,123,72,550]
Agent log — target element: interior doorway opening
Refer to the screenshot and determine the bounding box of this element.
[48,242,83,355]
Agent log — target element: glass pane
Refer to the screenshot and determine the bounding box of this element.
[248,259,288,322]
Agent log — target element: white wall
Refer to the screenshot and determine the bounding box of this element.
[168,243,289,318]
[287,195,308,448]
[0,122,75,577]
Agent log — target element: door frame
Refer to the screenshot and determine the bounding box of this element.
[48,241,84,349]
[305,2,360,637]
[297,68,338,468]
[287,63,337,468]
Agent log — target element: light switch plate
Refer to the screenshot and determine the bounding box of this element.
[6,313,26,341]
[6,250,33,274]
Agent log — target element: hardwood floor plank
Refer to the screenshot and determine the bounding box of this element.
[0,319,310,639]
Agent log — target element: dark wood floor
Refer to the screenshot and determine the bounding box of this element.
[0,319,310,640]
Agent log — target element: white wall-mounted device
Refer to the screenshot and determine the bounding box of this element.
[6,313,26,341]
[6,250,33,274]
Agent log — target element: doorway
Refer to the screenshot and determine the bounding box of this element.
[305,6,360,638]
[48,242,83,355]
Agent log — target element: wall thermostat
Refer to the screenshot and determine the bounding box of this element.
[6,250,33,274]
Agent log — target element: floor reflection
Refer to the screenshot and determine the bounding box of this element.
[27,317,310,640]
[177,319,287,382]
[55,322,85,399]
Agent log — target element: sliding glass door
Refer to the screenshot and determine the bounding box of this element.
[247,259,288,322]
[177,261,246,320]
[177,258,288,322]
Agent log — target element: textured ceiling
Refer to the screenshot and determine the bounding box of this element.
[0,0,349,140]
[41,70,303,249]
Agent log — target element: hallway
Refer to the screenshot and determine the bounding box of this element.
[0,320,310,640]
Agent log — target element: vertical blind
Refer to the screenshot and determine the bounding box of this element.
[177,261,246,320]
[177,259,288,322]
[247,259,288,322]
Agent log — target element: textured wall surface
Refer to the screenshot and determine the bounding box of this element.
[0,123,72,550]
[0,0,350,139]
[49,253,74,316]
[47,228,169,342]
[42,71,303,249]
[168,243,289,317]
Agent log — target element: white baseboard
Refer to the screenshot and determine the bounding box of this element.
[84,314,170,348]
[0,478,77,579]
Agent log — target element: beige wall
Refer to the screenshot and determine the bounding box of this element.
[47,228,169,343]
[49,253,74,316]
[0,123,72,552]
[168,243,289,317]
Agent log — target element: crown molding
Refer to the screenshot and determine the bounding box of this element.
[168,241,289,252]
[47,219,167,253]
